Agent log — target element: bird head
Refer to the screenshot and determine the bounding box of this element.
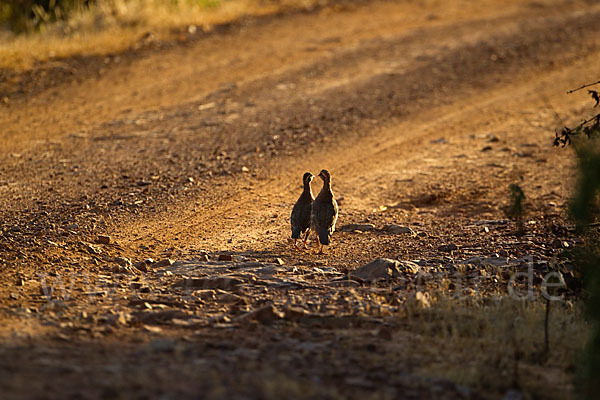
[318,169,331,183]
[302,172,314,185]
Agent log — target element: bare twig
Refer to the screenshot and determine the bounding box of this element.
[567,80,600,94]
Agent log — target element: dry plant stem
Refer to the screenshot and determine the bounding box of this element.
[567,80,600,93]
[544,298,551,357]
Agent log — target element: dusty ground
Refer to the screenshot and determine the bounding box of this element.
[1,0,599,398]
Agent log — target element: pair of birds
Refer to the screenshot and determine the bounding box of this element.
[290,169,338,253]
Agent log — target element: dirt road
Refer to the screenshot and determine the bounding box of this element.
[1,0,599,398]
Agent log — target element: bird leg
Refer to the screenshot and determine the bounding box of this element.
[302,230,311,249]
[313,234,325,254]
[317,243,324,254]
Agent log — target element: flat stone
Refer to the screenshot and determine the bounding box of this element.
[153,259,174,268]
[235,305,285,324]
[143,325,163,334]
[350,258,420,281]
[114,257,132,267]
[482,257,509,267]
[176,276,244,290]
[96,235,111,244]
[382,224,415,235]
[461,257,482,265]
[438,244,458,252]
[340,223,376,232]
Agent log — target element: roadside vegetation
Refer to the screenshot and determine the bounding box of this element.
[557,82,600,399]
[0,0,328,69]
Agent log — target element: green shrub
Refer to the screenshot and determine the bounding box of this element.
[0,0,89,32]
[554,81,600,399]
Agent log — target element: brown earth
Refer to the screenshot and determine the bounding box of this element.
[1,0,599,398]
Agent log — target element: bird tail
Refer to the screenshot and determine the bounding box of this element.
[318,229,330,245]
[291,226,302,239]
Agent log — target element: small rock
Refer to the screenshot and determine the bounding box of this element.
[143,325,163,334]
[83,290,107,298]
[481,145,493,152]
[96,235,111,244]
[134,261,148,273]
[109,311,132,326]
[153,258,174,268]
[350,258,419,281]
[551,238,570,248]
[382,224,415,235]
[197,102,216,111]
[461,256,482,265]
[217,254,233,261]
[438,244,458,252]
[199,251,210,262]
[114,257,132,267]
[482,256,509,267]
[85,243,102,255]
[112,265,134,274]
[235,304,285,324]
[176,276,243,290]
[340,223,376,232]
[275,258,284,265]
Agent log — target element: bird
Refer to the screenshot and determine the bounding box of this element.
[311,169,338,254]
[290,172,314,249]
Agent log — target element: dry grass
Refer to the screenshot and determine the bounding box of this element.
[0,0,327,70]
[407,296,588,399]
